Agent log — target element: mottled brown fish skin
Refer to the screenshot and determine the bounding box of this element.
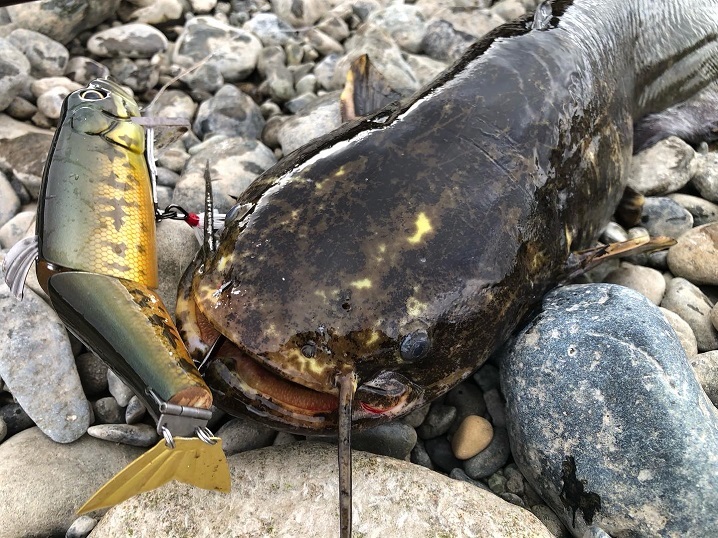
[188,0,718,432]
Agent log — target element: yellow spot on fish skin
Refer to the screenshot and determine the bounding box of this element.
[335,165,346,177]
[350,278,372,289]
[406,296,427,318]
[407,213,433,244]
[378,244,386,253]
[366,331,380,346]
[314,290,327,301]
[216,256,231,272]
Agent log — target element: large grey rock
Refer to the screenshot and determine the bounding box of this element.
[90,442,554,537]
[0,428,143,537]
[0,272,91,443]
[7,28,69,78]
[0,38,31,112]
[501,284,718,537]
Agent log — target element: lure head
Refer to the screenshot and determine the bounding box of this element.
[37,78,157,288]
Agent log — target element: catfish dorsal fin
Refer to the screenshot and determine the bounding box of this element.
[564,236,676,280]
[340,54,402,122]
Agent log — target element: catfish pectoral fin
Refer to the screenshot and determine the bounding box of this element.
[78,437,230,514]
[564,236,676,279]
[340,54,402,122]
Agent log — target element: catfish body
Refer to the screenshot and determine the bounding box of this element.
[181,0,718,433]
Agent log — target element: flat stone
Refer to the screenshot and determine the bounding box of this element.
[416,403,457,439]
[352,421,417,460]
[277,92,342,154]
[193,84,265,140]
[90,442,553,538]
[272,0,326,27]
[691,151,718,202]
[603,262,666,305]
[0,115,54,199]
[0,38,31,112]
[627,136,696,195]
[500,283,718,537]
[424,435,462,473]
[0,427,143,537]
[483,388,507,427]
[7,28,68,78]
[87,23,168,58]
[0,277,90,443]
[661,277,718,352]
[689,350,718,407]
[107,369,135,407]
[87,423,159,447]
[452,415,494,460]
[92,397,123,425]
[638,196,693,239]
[668,193,718,226]
[660,307,699,357]
[667,223,718,285]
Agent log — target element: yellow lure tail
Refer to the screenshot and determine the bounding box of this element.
[77,437,230,514]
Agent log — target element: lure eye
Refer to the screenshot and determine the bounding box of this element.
[400,330,430,362]
[79,88,109,101]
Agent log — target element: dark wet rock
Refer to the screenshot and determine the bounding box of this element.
[87,423,159,447]
[216,416,277,456]
[483,388,506,427]
[416,403,456,439]
[173,136,276,213]
[0,416,6,442]
[445,380,487,433]
[639,196,693,239]
[501,283,718,537]
[87,23,168,58]
[192,84,265,140]
[402,402,431,428]
[463,426,511,479]
[487,472,507,494]
[92,397,123,425]
[0,427,143,537]
[424,435,462,473]
[75,352,108,397]
[668,193,718,226]
[0,402,34,437]
[420,20,475,63]
[6,0,121,44]
[7,29,69,78]
[661,277,718,352]
[473,362,501,392]
[410,438,434,470]
[353,421,417,460]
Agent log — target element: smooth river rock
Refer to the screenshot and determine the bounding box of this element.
[91,442,554,538]
[0,427,143,538]
[501,284,718,538]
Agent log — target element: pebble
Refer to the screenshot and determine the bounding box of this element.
[7,29,69,78]
[271,0,325,27]
[242,13,297,46]
[90,442,553,538]
[416,403,457,439]
[410,438,434,470]
[403,52,448,85]
[87,23,168,58]
[366,4,427,54]
[661,277,718,351]
[107,369,135,407]
[0,38,31,112]
[37,86,73,120]
[660,307,699,357]
[445,380,487,433]
[451,415,494,460]
[487,472,507,494]
[420,20,475,63]
[126,0,184,25]
[124,395,147,424]
[0,210,34,248]
[0,172,20,228]
[192,84,265,140]
[304,28,344,56]
[0,417,6,442]
[501,283,718,536]
[316,15,350,43]
[473,362,501,392]
[155,219,199,315]
[692,151,718,202]
[352,421,417,460]
[173,137,277,213]
[64,56,110,85]
[5,96,37,121]
[30,76,82,98]
[449,467,492,492]
[402,402,431,428]
[87,423,159,447]
[463,426,511,479]
[668,193,718,226]
[74,352,109,397]
[0,115,55,198]
[627,136,696,195]
[104,57,159,93]
[215,417,277,456]
[277,92,342,154]
[272,431,297,446]
[530,505,570,538]
[5,0,121,44]
[482,388,507,427]
[667,223,718,285]
[92,397,124,425]
[257,46,296,102]
[689,350,718,406]
[65,515,98,538]
[174,16,263,84]
[603,262,666,305]
[0,279,91,443]
[0,427,143,538]
[638,196,693,238]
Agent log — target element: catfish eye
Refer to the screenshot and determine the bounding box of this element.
[301,341,316,358]
[400,330,430,362]
[79,88,109,101]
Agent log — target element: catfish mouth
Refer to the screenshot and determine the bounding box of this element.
[203,337,422,433]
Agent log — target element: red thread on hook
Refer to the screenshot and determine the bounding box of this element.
[186,213,200,227]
